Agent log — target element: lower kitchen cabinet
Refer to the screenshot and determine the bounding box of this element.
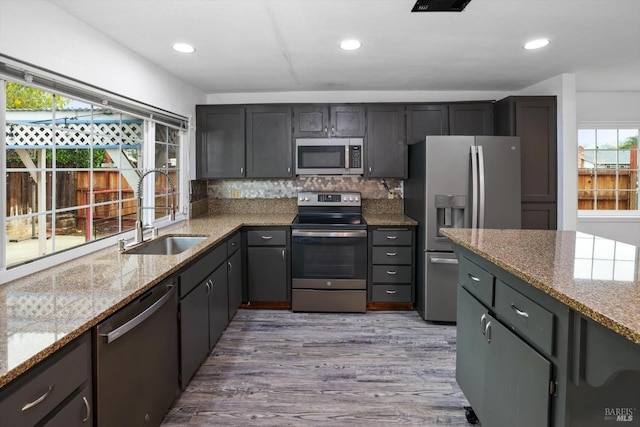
[179,243,229,388]
[369,227,415,304]
[246,228,290,303]
[0,333,92,427]
[227,232,243,320]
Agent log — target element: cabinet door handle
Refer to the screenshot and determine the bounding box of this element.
[206,279,213,294]
[287,167,291,174]
[468,273,480,282]
[82,396,91,423]
[485,321,492,343]
[240,167,244,175]
[386,252,397,256]
[228,261,232,273]
[261,235,273,240]
[386,289,397,294]
[282,249,286,261]
[386,270,397,275]
[22,384,54,411]
[386,235,397,240]
[369,166,372,173]
[324,126,328,135]
[480,313,487,335]
[510,303,530,318]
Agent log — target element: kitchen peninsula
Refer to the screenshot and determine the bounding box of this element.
[443,228,640,427]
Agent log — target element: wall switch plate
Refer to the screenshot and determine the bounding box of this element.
[231,189,241,198]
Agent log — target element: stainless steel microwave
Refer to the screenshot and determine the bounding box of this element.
[295,138,364,175]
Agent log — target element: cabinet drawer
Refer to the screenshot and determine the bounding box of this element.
[0,334,90,427]
[226,232,241,256]
[372,229,412,246]
[372,246,412,265]
[247,230,287,246]
[371,284,412,302]
[43,385,92,426]
[459,255,494,307]
[372,265,412,283]
[180,243,227,297]
[495,280,554,356]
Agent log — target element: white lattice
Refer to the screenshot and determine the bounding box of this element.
[6,122,143,147]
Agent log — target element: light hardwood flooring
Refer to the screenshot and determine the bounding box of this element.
[162,309,470,426]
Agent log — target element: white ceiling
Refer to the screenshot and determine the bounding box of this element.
[49,0,640,94]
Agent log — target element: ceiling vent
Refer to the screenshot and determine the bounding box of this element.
[411,0,472,12]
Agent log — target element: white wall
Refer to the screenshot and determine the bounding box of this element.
[0,0,207,178]
[575,91,640,244]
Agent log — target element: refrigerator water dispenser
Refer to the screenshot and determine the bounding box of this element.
[435,194,466,239]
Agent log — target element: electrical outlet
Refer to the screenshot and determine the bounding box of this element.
[231,189,241,199]
[388,192,394,199]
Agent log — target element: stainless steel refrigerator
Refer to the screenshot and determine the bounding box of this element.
[405,135,521,322]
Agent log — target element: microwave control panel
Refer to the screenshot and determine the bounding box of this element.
[350,145,362,168]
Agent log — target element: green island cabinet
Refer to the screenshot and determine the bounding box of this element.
[0,333,93,426]
[454,245,640,427]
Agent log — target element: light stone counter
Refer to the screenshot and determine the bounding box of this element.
[441,228,640,347]
[364,214,418,227]
[0,214,294,388]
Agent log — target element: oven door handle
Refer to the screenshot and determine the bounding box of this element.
[292,230,367,238]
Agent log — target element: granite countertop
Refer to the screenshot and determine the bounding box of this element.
[0,213,294,389]
[364,214,418,226]
[441,228,640,347]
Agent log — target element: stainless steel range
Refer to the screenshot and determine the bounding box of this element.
[291,192,367,313]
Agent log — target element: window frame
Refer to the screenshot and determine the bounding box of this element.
[577,124,640,217]
[1,73,189,284]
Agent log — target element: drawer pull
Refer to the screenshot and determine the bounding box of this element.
[480,313,487,335]
[386,289,398,294]
[386,252,397,256]
[386,270,397,275]
[386,235,398,240]
[468,273,480,282]
[510,303,530,318]
[22,384,54,411]
[261,235,273,240]
[82,396,91,423]
[430,257,459,265]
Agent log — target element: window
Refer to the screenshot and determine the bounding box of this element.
[578,128,639,211]
[2,80,185,271]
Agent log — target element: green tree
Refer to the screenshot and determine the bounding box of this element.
[620,135,638,149]
[5,81,70,109]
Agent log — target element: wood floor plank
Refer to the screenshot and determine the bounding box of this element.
[162,309,470,426]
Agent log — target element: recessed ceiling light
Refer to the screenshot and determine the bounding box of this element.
[172,43,196,54]
[523,38,550,50]
[340,39,362,51]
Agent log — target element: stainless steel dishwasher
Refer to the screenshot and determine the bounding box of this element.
[94,280,179,427]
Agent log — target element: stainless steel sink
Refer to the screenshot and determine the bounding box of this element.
[123,235,207,255]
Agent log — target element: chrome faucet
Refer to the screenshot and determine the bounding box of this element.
[134,169,176,244]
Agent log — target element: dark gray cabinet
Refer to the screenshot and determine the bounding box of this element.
[448,102,494,135]
[0,333,92,427]
[494,96,557,229]
[369,227,415,303]
[227,232,242,321]
[178,243,228,387]
[246,105,293,178]
[195,105,245,178]
[406,104,449,144]
[365,104,406,178]
[246,228,290,303]
[293,104,365,137]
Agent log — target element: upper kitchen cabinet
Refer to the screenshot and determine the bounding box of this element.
[246,105,293,178]
[366,104,407,178]
[494,96,557,230]
[293,104,365,138]
[406,104,450,144]
[449,102,494,136]
[195,105,245,179]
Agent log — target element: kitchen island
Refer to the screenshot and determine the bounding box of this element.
[443,228,640,427]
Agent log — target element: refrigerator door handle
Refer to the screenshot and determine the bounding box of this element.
[470,146,479,228]
[477,145,486,228]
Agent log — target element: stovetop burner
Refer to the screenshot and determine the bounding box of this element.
[292,192,366,230]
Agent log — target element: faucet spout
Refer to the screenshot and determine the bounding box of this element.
[135,169,176,244]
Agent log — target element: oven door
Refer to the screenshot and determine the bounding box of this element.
[292,229,367,289]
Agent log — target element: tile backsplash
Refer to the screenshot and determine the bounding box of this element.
[206,176,403,200]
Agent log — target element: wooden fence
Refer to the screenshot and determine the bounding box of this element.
[578,169,638,210]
